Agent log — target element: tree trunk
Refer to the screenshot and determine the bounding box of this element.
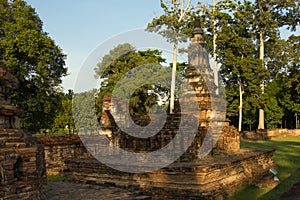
[238,80,243,132]
[169,0,191,114]
[258,31,265,129]
[285,117,287,128]
[170,35,179,113]
[296,112,298,129]
[213,0,219,95]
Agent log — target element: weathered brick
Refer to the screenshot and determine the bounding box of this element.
[0,64,46,200]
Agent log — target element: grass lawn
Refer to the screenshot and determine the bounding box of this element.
[228,136,300,200]
[47,174,66,181]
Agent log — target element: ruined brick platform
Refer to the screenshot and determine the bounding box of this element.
[242,129,300,140]
[64,149,276,199]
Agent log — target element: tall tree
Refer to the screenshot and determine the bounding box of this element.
[73,89,99,133]
[285,35,300,128]
[52,90,75,134]
[0,0,67,132]
[199,0,263,131]
[212,0,219,95]
[147,0,193,113]
[255,1,277,129]
[94,43,167,117]
[254,0,300,129]
[196,0,299,130]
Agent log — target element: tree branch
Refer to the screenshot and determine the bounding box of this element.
[181,0,184,17]
[178,0,191,22]
[172,0,179,14]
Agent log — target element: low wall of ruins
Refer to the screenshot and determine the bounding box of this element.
[37,135,91,175]
[37,113,241,175]
[0,130,46,200]
[242,129,300,140]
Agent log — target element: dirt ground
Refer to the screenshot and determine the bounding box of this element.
[279,180,300,200]
[46,181,150,200]
[46,179,300,200]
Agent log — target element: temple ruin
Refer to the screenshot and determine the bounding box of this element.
[62,21,277,199]
[0,63,46,200]
[0,16,279,200]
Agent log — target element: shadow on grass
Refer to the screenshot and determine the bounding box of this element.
[262,168,300,200]
[228,137,300,200]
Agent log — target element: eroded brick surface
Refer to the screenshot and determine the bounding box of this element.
[0,64,46,200]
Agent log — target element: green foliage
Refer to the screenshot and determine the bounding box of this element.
[94,43,135,78]
[201,0,267,130]
[0,0,67,133]
[285,35,300,114]
[264,34,300,129]
[94,43,168,117]
[243,99,258,131]
[255,0,300,32]
[52,90,75,134]
[146,0,194,43]
[197,0,299,130]
[265,97,284,129]
[73,89,99,133]
[146,0,196,113]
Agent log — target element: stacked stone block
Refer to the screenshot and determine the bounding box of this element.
[185,27,240,155]
[37,135,91,175]
[0,63,46,200]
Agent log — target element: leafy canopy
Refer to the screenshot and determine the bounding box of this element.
[0,0,67,132]
[94,43,169,116]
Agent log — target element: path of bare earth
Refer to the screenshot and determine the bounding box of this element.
[46,181,150,200]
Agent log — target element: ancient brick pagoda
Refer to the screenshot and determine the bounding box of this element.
[99,19,240,158]
[64,21,277,199]
[0,63,46,200]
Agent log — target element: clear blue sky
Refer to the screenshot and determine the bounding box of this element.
[25,0,164,91]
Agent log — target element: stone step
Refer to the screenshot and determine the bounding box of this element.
[0,138,25,145]
[5,142,26,148]
[0,129,23,138]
